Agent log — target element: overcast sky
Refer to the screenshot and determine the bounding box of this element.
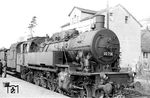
[0,0,150,48]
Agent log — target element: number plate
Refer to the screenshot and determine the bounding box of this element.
[103,52,113,56]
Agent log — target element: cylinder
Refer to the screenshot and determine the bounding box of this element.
[93,15,105,30]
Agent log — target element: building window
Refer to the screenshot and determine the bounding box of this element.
[125,16,128,23]
[109,13,113,21]
[110,13,113,16]
[143,52,148,58]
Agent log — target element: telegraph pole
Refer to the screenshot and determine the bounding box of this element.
[107,0,109,29]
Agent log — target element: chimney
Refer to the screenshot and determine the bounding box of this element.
[93,15,105,30]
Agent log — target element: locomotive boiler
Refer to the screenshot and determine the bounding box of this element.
[44,15,120,73]
[4,15,135,98]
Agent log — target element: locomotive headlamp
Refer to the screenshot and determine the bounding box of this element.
[100,73,108,79]
[128,72,136,78]
[132,72,136,77]
[104,74,108,80]
[103,74,107,79]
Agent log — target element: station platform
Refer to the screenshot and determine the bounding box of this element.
[0,75,69,98]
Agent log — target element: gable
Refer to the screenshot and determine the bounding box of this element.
[68,6,97,16]
[116,4,142,27]
[69,7,96,24]
[95,4,142,27]
[69,8,81,24]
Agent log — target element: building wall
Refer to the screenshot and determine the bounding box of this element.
[69,8,81,25]
[61,5,141,71]
[64,8,95,32]
[102,6,141,71]
[62,15,94,33]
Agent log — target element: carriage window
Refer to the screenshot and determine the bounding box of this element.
[29,42,38,52]
[23,44,27,53]
[17,45,21,53]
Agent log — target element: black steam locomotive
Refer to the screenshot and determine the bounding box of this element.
[0,15,135,98]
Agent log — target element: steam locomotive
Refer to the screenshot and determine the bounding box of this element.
[0,15,135,98]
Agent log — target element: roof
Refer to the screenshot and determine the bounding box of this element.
[68,6,97,16]
[61,22,70,28]
[10,42,23,50]
[141,29,150,52]
[80,15,94,22]
[0,48,8,52]
[27,37,46,45]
